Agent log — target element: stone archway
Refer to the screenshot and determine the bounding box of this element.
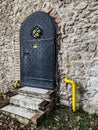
[20,11,57,89]
[14,2,62,81]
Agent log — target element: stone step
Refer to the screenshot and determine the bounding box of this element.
[1,105,36,125]
[1,105,44,125]
[10,94,43,111]
[1,87,56,126]
[18,87,55,99]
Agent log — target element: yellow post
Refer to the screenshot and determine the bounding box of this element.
[64,78,76,112]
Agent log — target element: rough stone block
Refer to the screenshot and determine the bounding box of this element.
[31,112,44,126]
[46,90,55,99]
[76,2,88,10]
[39,100,50,111]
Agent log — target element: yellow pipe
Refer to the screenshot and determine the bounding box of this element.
[64,78,76,112]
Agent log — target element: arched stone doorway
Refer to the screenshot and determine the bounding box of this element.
[20,11,57,89]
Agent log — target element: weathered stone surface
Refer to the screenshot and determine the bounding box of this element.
[60,99,70,106]
[18,87,53,99]
[1,105,36,120]
[51,0,58,4]
[87,88,97,98]
[88,67,98,76]
[70,53,81,60]
[88,77,98,88]
[0,0,14,91]
[83,92,98,114]
[88,7,98,12]
[63,0,72,4]
[88,42,97,52]
[75,2,88,10]
[10,94,43,110]
[65,26,74,34]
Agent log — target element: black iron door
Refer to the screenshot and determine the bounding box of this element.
[20,11,57,89]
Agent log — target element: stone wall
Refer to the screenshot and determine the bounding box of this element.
[0,0,98,114]
[0,0,14,93]
[58,0,98,114]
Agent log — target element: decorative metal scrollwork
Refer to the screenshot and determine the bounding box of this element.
[31,26,42,39]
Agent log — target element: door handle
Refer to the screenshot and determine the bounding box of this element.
[33,45,38,49]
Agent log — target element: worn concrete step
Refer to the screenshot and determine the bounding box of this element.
[1,105,44,125]
[1,105,36,124]
[1,87,56,126]
[10,94,43,111]
[18,87,55,99]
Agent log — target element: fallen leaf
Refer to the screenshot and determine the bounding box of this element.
[67,122,72,128]
[65,116,69,121]
[90,121,97,126]
[76,116,82,122]
[74,128,79,130]
[89,128,92,130]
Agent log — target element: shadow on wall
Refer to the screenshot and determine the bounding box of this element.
[77,82,86,109]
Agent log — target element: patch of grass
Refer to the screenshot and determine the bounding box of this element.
[0,106,98,130]
[36,106,98,130]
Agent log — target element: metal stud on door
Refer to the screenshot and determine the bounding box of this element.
[20,11,57,89]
